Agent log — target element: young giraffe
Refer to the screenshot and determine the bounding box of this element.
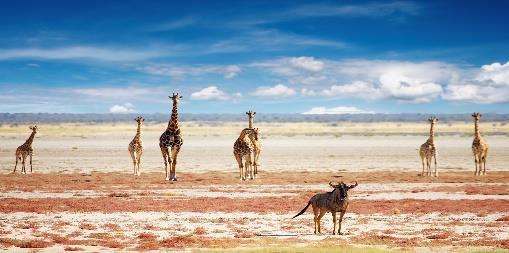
[128,116,144,176]
[160,93,184,181]
[13,125,37,174]
[472,112,489,176]
[246,111,261,176]
[419,116,438,177]
[233,128,257,181]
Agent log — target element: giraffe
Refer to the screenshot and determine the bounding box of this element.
[419,116,438,177]
[13,125,37,174]
[472,112,489,176]
[160,93,184,181]
[246,111,261,176]
[128,116,144,176]
[233,128,257,181]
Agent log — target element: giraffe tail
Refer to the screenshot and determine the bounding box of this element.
[292,202,311,219]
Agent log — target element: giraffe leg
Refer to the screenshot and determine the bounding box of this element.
[420,156,425,176]
[136,150,143,176]
[161,147,170,181]
[482,154,487,176]
[332,212,337,235]
[473,156,478,176]
[244,159,250,181]
[170,146,180,181]
[13,156,19,173]
[21,156,26,174]
[30,154,33,173]
[337,211,346,235]
[129,149,136,175]
[234,153,243,180]
[247,152,254,180]
[434,153,438,177]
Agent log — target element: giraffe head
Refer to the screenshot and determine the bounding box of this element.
[29,125,38,133]
[246,110,256,118]
[428,116,438,125]
[135,116,144,125]
[170,93,183,106]
[472,112,482,121]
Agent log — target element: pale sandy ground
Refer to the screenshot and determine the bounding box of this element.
[1,129,508,173]
[1,122,508,252]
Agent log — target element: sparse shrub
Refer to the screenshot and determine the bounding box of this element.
[194,227,206,235]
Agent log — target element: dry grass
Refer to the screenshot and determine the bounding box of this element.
[2,121,507,136]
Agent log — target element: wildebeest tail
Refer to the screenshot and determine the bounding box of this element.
[292,201,311,219]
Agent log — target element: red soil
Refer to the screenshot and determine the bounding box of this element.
[0,196,507,214]
[1,171,508,192]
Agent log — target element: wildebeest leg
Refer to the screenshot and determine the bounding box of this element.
[332,212,337,235]
[312,206,319,234]
[317,209,326,234]
[337,211,346,235]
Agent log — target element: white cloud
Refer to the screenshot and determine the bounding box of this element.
[302,106,374,114]
[287,2,419,18]
[443,61,509,103]
[147,17,197,31]
[290,57,324,71]
[224,65,241,79]
[255,58,455,103]
[190,86,241,101]
[138,64,241,79]
[109,103,134,113]
[0,46,168,61]
[253,84,296,98]
[71,86,163,99]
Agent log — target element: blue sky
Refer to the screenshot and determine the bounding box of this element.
[1,0,509,114]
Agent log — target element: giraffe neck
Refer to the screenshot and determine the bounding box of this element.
[474,120,481,138]
[135,123,141,139]
[248,117,253,129]
[427,123,435,143]
[167,102,179,131]
[25,131,36,146]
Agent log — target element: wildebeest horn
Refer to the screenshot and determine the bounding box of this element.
[349,181,358,189]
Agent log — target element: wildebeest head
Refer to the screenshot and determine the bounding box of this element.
[329,181,358,199]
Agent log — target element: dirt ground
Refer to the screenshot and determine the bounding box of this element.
[0,171,508,252]
[1,123,508,252]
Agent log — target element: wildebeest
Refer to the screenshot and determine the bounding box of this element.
[292,181,358,235]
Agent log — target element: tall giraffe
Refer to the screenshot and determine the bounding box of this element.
[13,125,37,174]
[472,112,489,176]
[246,111,261,176]
[160,93,184,181]
[128,116,144,176]
[233,128,257,181]
[419,117,438,177]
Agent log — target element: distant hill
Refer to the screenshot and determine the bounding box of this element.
[0,113,508,123]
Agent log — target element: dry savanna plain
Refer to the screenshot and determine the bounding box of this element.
[0,121,509,252]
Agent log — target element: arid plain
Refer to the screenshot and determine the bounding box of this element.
[1,121,508,252]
